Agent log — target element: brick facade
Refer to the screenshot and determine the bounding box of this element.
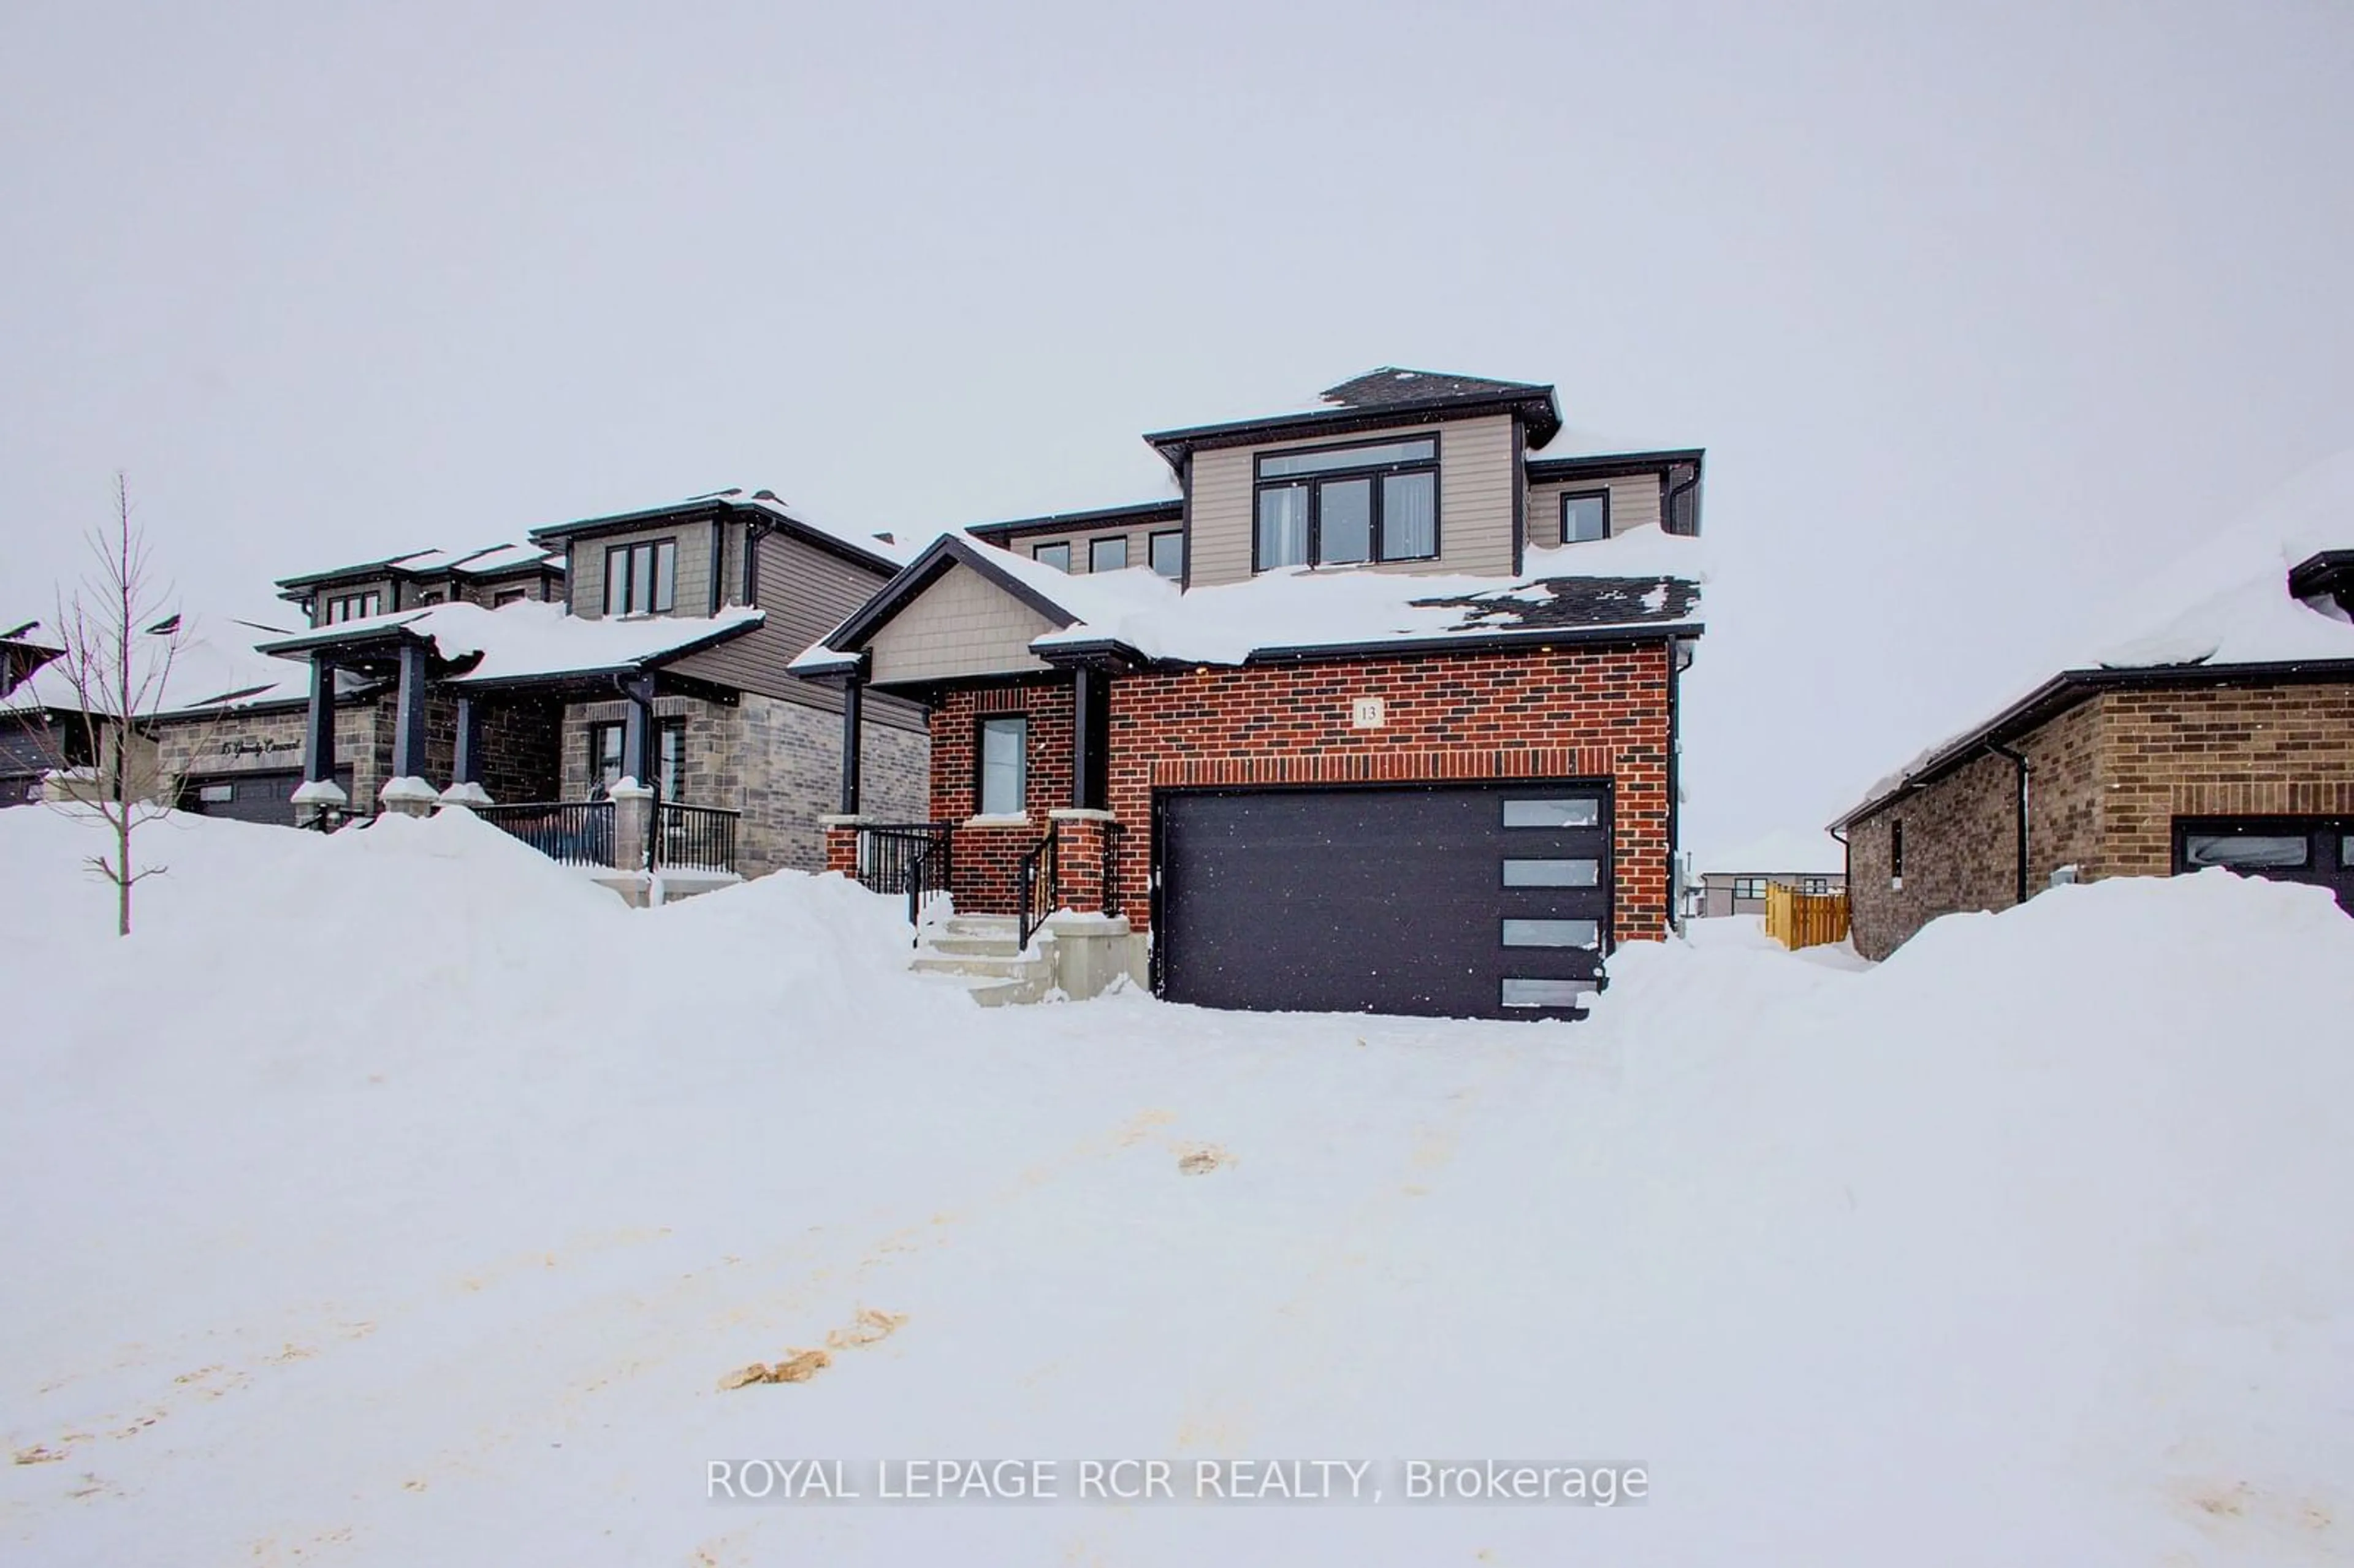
[919,643,1677,938]
[1846,679,2354,959]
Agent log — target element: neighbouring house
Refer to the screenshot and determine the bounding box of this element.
[1,622,91,805]
[1830,477,2354,960]
[147,490,930,891]
[1695,828,1848,917]
[794,367,1706,1019]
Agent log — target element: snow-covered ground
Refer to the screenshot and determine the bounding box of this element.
[2,808,2348,1566]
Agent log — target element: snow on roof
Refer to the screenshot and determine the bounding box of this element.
[712,489,912,569]
[257,599,763,685]
[798,523,1705,675]
[1701,828,1848,877]
[1835,448,2354,823]
[278,542,558,588]
[10,612,311,718]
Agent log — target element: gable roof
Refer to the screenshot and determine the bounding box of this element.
[526,487,910,576]
[794,527,1704,680]
[1142,366,1563,468]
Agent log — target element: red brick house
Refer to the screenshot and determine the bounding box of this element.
[796,368,1705,1019]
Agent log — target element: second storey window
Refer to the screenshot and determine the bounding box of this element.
[1561,489,1611,544]
[1088,536,1129,573]
[1149,529,1183,579]
[1032,542,1072,573]
[978,715,1027,816]
[1255,436,1439,570]
[322,591,381,625]
[604,538,677,616]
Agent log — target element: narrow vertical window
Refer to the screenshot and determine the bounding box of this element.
[978,715,1027,816]
[589,723,627,793]
[1891,820,1905,879]
[1149,530,1183,579]
[1257,486,1309,569]
[1380,470,1437,560]
[1319,478,1373,565]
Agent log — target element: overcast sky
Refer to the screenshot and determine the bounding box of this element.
[6,0,2350,856]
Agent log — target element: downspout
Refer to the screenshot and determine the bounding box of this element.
[1986,742,2030,905]
[1664,463,1702,536]
[1667,636,1694,936]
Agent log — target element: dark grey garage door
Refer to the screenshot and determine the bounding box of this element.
[181,767,351,826]
[2174,816,2354,915]
[1157,782,1613,1020]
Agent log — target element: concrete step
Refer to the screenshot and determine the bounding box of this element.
[909,950,1051,981]
[924,935,1025,957]
[932,915,1022,939]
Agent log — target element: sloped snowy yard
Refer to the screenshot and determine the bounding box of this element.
[2,809,2348,1566]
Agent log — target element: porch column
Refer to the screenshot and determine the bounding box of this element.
[292,654,346,824]
[440,693,493,807]
[1071,666,1111,810]
[620,674,657,793]
[379,639,438,816]
[839,671,863,816]
[303,655,338,785]
[389,641,429,781]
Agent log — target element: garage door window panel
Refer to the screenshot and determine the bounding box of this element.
[1503,858,1599,888]
[1502,918,1600,948]
[1503,797,1600,828]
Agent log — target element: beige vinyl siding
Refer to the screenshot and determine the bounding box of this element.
[1005,527,1161,576]
[1186,415,1518,587]
[867,566,1056,684]
[1526,474,1665,547]
[569,524,717,620]
[672,531,924,731]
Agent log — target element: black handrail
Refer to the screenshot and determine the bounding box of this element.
[656,801,738,873]
[472,801,615,867]
[856,823,953,941]
[1018,820,1059,951]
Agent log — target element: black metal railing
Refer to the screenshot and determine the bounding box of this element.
[1018,821,1059,951]
[655,801,738,874]
[473,801,615,867]
[856,823,953,938]
[1100,820,1125,919]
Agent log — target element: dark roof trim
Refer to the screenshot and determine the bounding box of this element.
[1033,622,1703,676]
[527,493,904,578]
[814,533,1081,657]
[2288,549,2354,604]
[275,544,562,594]
[255,620,435,658]
[1831,655,2354,830]
[1526,448,1706,482]
[1143,390,1563,468]
[965,500,1184,540]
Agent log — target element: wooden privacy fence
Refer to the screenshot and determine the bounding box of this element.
[1765,883,1851,951]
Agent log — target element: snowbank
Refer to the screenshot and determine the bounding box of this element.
[1,807,2347,1565]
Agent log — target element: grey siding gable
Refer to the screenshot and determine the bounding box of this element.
[570,520,728,619]
[867,566,1056,684]
[1186,414,1519,587]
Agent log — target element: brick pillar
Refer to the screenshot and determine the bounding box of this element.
[821,815,863,877]
[1049,809,1114,915]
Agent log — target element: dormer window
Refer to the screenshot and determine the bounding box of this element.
[322,591,381,625]
[1254,437,1439,571]
[1561,490,1610,544]
[605,538,677,616]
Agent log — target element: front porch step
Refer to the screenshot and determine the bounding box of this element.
[910,916,1056,1005]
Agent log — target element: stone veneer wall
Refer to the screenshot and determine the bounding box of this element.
[152,698,391,809]
[562,691,929,878]
[1845,680,2354,959]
